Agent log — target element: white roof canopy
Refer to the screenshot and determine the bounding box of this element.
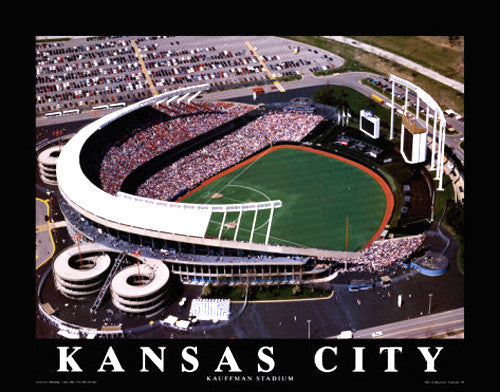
[56,84,280,239]
[57,85,212,238]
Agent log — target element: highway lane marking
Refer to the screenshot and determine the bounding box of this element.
[353,309,464,338]
[371,318,464,338]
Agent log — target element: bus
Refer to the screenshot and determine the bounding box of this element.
[371,94,384,105]
[348,279,374,292]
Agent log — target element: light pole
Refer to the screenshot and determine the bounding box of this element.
[53,129,63,152]
[428,293,433,315]
[131,249,143,284]
[307,319,311,339]
[72,233,84,269]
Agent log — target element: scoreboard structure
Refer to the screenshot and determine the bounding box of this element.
[359,110,380,139]
[388,74,447,190]
[401,113,427,164]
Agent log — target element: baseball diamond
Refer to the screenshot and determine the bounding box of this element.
[180,145,393,251]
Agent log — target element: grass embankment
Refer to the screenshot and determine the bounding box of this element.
[201,283,332,302]
[284,35,464,114]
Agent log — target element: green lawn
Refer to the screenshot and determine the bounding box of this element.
[201,283,332,301]
[181,146,390,251]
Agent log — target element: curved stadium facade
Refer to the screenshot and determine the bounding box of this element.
[57,84,394,286]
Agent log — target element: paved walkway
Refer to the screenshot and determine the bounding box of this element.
[322,36,464,94]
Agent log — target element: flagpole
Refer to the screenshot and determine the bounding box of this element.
[345,215,349,252]
[344,215,349,271]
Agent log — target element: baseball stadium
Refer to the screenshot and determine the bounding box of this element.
[37,82,431,334]
[35,36,462,339]
[53,83,398,289]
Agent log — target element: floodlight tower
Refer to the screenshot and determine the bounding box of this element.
[389,75,446,190]
[72,233,84,269]
[131,249,143,284]
[53,129,64,151]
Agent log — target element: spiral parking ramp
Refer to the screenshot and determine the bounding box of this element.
[110,260,171,314]
[53,245,111,299]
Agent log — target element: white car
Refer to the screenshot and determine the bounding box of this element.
[337,331,353,339]
[372,331,383,337]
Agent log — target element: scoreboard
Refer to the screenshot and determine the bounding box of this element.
[400,114,427,164]
[359,110,380,139]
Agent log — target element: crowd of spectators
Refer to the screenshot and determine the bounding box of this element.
[339,234,426,272]
[135,110,324,201]
[98,101,255,195]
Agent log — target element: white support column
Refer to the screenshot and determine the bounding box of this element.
[404,86,408,115]
[435,121,444,181]
[437,123,446,191]
[249,209,258,243]
[177,92,191,104]
[265,207,274,245]
[234,208,243,241]
[166,95,178,105]
[218,211,227,239]
[425,106,429,135]
[431,109,437,170]
[416,96,420,120]
[187,90,201,104]
[390,80,395,139]
[425,106,429,162]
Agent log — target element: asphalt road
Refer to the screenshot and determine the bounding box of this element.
[35,198,54,269]
[323,36,464,94]
[351,307,464,339]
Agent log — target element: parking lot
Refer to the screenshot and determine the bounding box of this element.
[36,36,343,116]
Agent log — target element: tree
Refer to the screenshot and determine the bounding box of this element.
[201,283,213,297]
[217,275,227,284]
[445,201,464,238]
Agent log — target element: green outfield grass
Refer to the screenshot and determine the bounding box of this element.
[180,146,391,251]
